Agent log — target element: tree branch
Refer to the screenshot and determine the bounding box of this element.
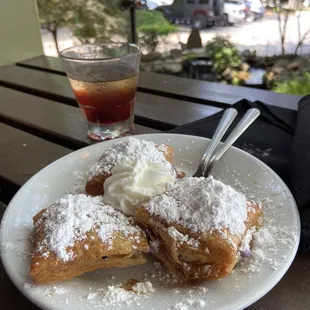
[295,27,310,54]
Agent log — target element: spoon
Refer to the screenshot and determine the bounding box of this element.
[192,108,260,178]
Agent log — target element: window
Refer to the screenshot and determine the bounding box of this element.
[187,0,196,4]
[199,0,210,3]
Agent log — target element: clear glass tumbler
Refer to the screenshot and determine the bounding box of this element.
[60,43,141,141]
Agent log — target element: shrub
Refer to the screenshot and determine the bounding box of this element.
[137,10,178,52]
[272,72,310,96]
[205,36,242,73]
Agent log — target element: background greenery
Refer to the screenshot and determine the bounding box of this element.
[36,0,310,95]
[136,10,178,52]
[37,0,127,52]
[205,36,242,73]
[273,72,310,95]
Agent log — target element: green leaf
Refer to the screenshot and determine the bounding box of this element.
[272,72,310,95]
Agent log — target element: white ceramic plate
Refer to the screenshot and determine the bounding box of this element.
[0,133,300,310]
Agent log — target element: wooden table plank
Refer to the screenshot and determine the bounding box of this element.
[18,55,65,75]
[0,87,159,150]
[0,123,71,188]
[17,55,302,111]
[0,65,220,129]
[138,72,301,111]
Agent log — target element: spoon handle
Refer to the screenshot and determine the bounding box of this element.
[204,108,260,177]
[193,108,238,177]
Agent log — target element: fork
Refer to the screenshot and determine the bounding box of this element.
[193,108,260,178]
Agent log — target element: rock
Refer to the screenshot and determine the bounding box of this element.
[151,60,165,72]
[170,48,182,58]
[141,52,162,62]
[240,62,250,72]
[181,48,206,60]
[271,66,285,75]
[189,47,206,56]
[163,59,183,73]
[273,58,290,69]
[242,49,252,58]
[186,29,202,49]
[222,67,233,81]
[287,58,308,71]
[232,70,249,86]
[140,63,153,72]
[263,71,275,89]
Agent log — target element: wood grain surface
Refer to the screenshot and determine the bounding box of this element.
[138,71,301,111]
[0,86,158,150]
[0,65,220,129]
[0,123,71,188]
[17,55,302,110]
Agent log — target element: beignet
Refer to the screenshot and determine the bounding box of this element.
[30,194,149,284]
[136,176,263,283]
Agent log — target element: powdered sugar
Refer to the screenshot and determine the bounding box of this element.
[131,281,155,294]
[85,282,154,307]
[171,298,206,310]
[35,194,143,261]
[144,176,248,236]
[0,226,33,261]
[236,196,298,276]
[1,136,300,310]
[167,227,200,248]
[174,302,189,310]
[99,286,135,305]
[87,137,173,179]
[24,283,70,297]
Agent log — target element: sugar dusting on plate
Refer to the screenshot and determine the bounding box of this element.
[0,226,33,261]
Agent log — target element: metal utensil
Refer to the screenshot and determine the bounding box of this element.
[193,108,260,178]
[192,108,237,177]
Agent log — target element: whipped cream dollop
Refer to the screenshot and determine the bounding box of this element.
[90,138,176,216]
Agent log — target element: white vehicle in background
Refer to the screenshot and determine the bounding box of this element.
[223,0,246,26]
[146,0,174,10]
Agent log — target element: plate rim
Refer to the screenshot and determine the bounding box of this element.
[0,133,301,310]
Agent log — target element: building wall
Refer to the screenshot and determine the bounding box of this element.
[0,0,43,65]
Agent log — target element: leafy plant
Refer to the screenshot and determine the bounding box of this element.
[136,10,177,52]
[37,0,82,53]
[37,0,126,53]
[73,1,127,44]
[205,36,242,73]
[272,72,310,95]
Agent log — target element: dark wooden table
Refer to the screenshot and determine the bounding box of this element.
[0,56,309,310]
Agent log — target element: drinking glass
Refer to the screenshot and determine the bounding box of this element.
[60,43,141,141]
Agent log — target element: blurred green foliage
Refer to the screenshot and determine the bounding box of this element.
[273,72,310,95]
[137,10,178,52]
[73,1,127,44]
[37,0,127,52]
[205,36,242,73]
